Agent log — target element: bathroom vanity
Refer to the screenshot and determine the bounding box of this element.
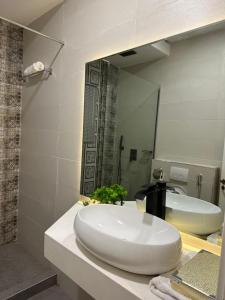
[45,201,221,300]
[45,203,158,300]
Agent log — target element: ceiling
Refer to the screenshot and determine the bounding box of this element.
[0,0,64,25]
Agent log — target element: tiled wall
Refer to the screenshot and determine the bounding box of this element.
[81,60,119,196]
[81,61,102,195]
[19,1,225,299]
[0,20,23,245]
[99,63,119,187]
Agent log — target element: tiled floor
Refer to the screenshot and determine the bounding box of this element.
[0,242,56,299]
[29,286,71,300]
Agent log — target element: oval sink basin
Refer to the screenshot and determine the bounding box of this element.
[74,204,181,275]
[166,192,223,235]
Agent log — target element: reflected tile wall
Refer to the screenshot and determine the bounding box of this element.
[81,60,119,195]
[0,19,23,245]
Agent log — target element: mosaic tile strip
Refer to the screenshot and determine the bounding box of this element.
[0,19,23,42]
[84,166,95,179]
[0,217,17,244]
[0,190,18,204]
[81,62,102,195]
[0,83,22,107]
[0,107,21,128]
[0,171,19,193]
[96,63,119,188]
[0,35,23,51]
[0,59,23,73]
[81,60,119,196]
[0,69,23,85]
[0,20,22,246]
[85,151,96,164]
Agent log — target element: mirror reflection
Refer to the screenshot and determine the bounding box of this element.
[80,22,225,248]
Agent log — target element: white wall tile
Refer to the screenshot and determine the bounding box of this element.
[19,171,56,225]
[17,214,47,264]
[57,159,81,189]
[54,159,81,219]
[19,193,54,228]
[159,100,218,121]
[19,171,56,199]
[57,68,85,134]
[21,129,58,156]
[156,119,225,166]
[63,0,137,50]
[20,151,58,183]
[54,185,79,220]
[57,131,82,162]
[136,0,225,46]
[22,100,60,131]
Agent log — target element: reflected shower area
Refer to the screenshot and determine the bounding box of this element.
[81,58,160,201]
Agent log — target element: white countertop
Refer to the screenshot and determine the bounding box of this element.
[44,203,160,300]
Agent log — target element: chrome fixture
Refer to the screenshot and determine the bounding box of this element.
[153,168,164,181]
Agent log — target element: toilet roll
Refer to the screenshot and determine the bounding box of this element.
[24,62,45,76]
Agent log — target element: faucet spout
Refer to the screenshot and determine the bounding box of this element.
[135,182,167,219]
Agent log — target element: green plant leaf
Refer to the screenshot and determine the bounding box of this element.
[90,184,128,204]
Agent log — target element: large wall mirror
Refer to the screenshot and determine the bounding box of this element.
[80,21,225,265]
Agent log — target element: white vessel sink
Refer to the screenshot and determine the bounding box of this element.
[74,204,181,275]
[166,192,223,235]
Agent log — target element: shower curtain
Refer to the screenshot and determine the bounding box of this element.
[81,60,119,195]
[0,19,23,245]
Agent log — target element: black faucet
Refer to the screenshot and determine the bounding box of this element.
[135,181,167,219]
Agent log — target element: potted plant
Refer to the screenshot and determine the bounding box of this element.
[90,184,127,206]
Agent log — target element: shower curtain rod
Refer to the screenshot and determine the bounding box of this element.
[0,15,64,46]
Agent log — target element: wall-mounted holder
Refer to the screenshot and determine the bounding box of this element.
[23,67,53,84]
